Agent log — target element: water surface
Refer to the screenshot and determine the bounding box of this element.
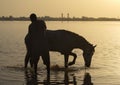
[0,21,120,85]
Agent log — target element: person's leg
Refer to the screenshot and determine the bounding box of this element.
[34,56,40,74]
[24,34,31,68]
[24,51,30,68]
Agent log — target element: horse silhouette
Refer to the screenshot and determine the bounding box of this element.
[25,30,96,72]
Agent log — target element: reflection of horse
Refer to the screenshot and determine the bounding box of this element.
[25,30,96,73]
[24,70,38,85]
[83,72,93,85]
[24,69,77,85]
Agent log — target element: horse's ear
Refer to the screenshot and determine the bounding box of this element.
[93,45,97,48]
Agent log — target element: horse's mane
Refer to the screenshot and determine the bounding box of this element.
[55,29,92,46]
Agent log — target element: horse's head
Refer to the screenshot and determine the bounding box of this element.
[83,44,96,67]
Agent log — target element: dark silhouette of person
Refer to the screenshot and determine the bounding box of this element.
[25,13,50,74]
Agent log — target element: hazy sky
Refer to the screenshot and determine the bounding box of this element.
[1,0,120,18]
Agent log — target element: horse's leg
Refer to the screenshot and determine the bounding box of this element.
[41,51,50,74]
[68,52,77,66]
[30,55,34,68]
[29,51,36,69]
[64,54,69,68]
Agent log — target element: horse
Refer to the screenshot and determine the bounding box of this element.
[24,29,96,73]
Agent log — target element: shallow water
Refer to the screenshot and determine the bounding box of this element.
[0,21,120,85]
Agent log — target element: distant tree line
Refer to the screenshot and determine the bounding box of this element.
[0,16,29,21]
[0,15,120,21]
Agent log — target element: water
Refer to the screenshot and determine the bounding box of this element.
[0,21,120,85]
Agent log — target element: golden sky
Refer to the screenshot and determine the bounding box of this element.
[1,0,120,18]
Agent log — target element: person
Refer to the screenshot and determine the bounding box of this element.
[24,13,50,74]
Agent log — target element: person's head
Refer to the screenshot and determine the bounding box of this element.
[30,13,37,22]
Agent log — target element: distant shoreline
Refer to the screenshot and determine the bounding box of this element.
[1,19,120,21]
[0,16,120,21]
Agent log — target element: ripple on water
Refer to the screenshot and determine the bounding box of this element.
[0,66,25,85]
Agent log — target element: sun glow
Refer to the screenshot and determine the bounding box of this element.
[1,0,120,17]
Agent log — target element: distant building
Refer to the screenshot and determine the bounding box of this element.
[61,13,63,18]
[67,13,69,18]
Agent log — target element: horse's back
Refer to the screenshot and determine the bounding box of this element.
[46,29,80,41]
[46,30,82,52]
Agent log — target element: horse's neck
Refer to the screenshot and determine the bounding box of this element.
[78,38,92,51]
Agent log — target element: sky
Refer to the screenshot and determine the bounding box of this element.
[1,0,120,18]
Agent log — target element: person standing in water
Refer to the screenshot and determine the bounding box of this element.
[25,13,50,74]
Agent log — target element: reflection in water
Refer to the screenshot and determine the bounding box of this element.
[82,72,93,85]
[24,69,77,85]
[63,70,77,85]
[24,70,38,85]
